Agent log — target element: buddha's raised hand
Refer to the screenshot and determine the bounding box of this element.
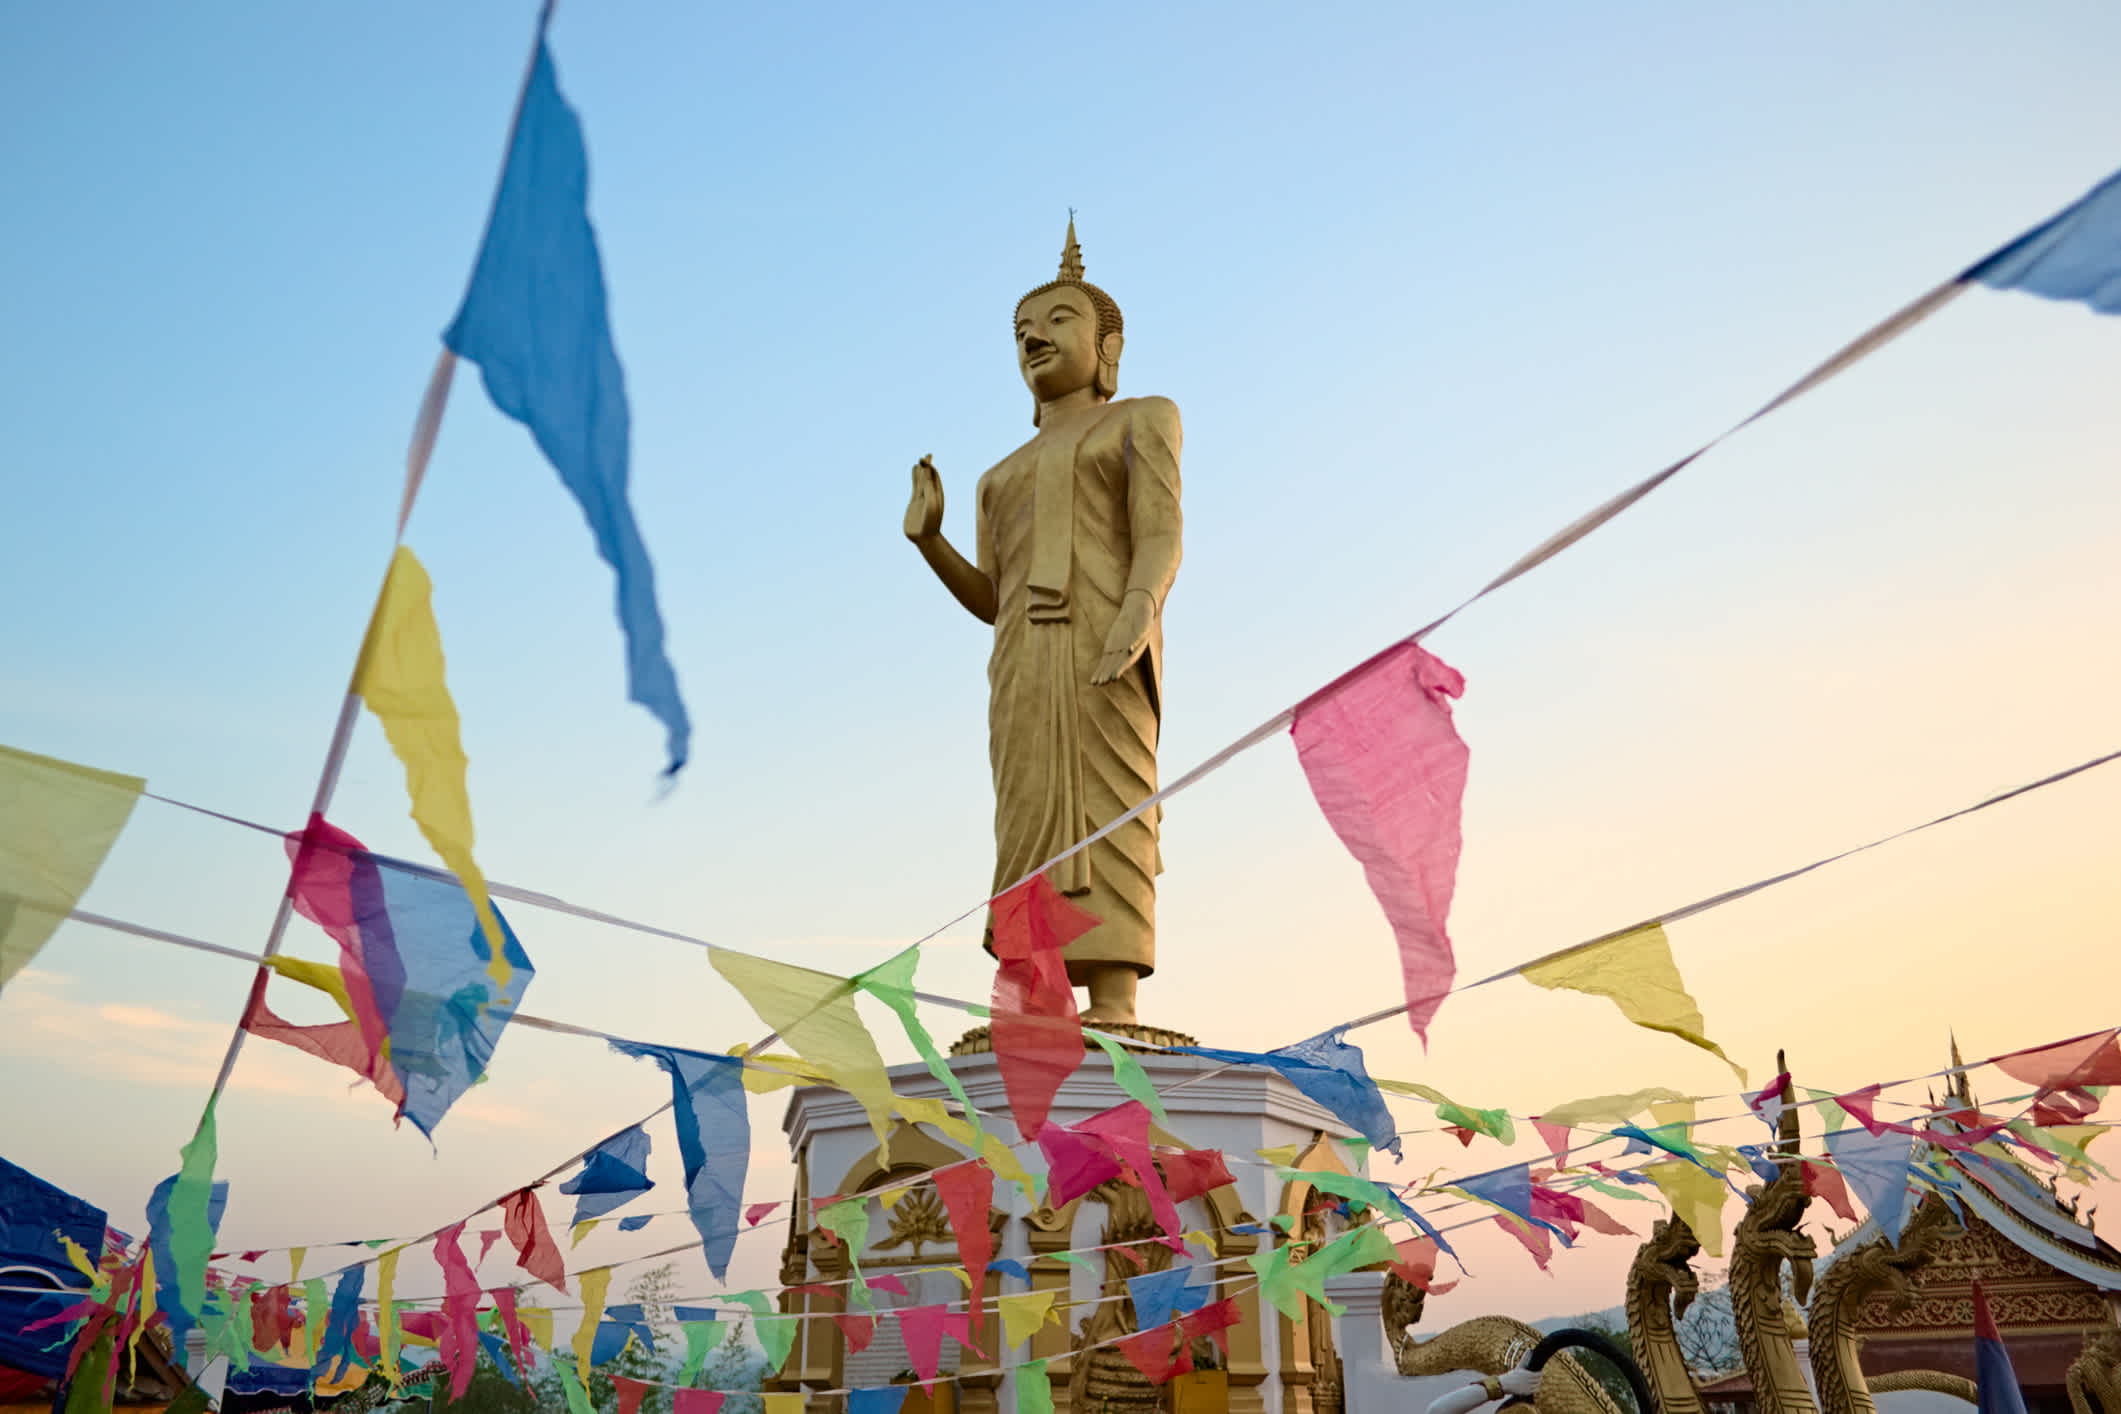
[903,455,945,542]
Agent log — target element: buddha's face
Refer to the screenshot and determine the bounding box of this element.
[1015,286,1102,401]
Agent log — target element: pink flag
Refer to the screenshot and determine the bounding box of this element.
[477,1229,504,1264]
[1577,1197,1636,1238]
[1531,1119,1572,1167]
[1495,1213,1554,1271]
[898,1305,952,1388]
[1529,1185,1585,1242]
[434,1222,483,1400]
[674,1393,727,1414]
[1182,1297,1242,1357]
[502,1187,568,1293]
[1834,1085,1892,1137]
[866,1275,911,1299]
[932,1162,995,1336]
[492,1287,534,1379]
[1076,1103,1187,1250]
[744,1201,780,1227]
[612,1376,650,1414]
[1290,642,1468,1041]
[990,875,1098,1139]
[1039,1123,1123,1206]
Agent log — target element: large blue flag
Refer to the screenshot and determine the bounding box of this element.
[444,28,690,775]
[560,1124,654,1225]
[1176,1029,1402,1157]
[1972,1280,2030,1414]
[609,1041,748,1277]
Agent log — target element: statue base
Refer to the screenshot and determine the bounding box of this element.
[948,1021,1197,1056]
[774,1048,1372,1414]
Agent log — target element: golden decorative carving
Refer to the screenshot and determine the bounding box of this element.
[873,1184,954,1260]
[1867,1371,1977,1401]
[1627,1216,1707,1414]
[2068,1328,2121,1414]
[1380,1278,1627,1414]
[1807,1193,1963,1414]
[1726,1081,1818,1414]
[904,219,1183,1026]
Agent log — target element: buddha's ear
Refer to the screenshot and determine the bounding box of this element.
[1095,330,1124,398]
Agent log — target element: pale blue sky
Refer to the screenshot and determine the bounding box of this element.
[5,3,2121,1319]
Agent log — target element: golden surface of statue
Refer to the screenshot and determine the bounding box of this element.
[903,221,1182,1025]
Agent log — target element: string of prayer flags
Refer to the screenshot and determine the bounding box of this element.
[1520,923,1744,1081]
[0,744,144,990]
[437,14,689,773]
[264,814,534,1137]
[353,547,508,980]
[932,1162,995,1333]
[501,1187,567,1293]
[610,1041,748,1277]
[1290,641,1468,1041]
[145,1102,226,1357]
[561,1126,654,1225]
[857,949,978,1124]
[850,1388,909,1414]
[1178,1030,1401,1157]
[990,874,1098,1139]
[1823,1125,1918,1244]
[1644,1159,1729,1258]
[711,949,894,1147]
[730,1290,797,1374]
[1966,168,2121,314]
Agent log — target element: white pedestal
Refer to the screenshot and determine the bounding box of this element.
[777,1047,1368,1414]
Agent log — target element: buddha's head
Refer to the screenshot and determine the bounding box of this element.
[1015,217,1124,425]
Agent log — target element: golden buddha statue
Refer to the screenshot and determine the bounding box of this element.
[903,220,1182,1026]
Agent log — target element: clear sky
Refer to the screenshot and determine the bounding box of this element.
[4,1,2120,1331]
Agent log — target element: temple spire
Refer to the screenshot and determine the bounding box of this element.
[1058,214,1085,282]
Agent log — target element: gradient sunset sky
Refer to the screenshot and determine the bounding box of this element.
[4,2,2119,1325]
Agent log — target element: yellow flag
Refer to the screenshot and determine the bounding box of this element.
[734,1049,834,1095]
[711,950,894,1147]
[377,1248,401,1377]
[1644,1158,1728,1257]
[266,955,360,1023]
[0,744,144,988]
[517,1306,553,1354]
[288,1248,306,1283]
[764,1395,806,1414]
[1520,924,1745,1081]
[998,1289,1059,1347]
[1255,1144,1300,1167]
[1538,1087,1692,1128]
[894,1095,1039,1200]
[572,1267,611,1371]
[58,1234,98,1282]
[353,547,507,987]
[571,1219,600,1248]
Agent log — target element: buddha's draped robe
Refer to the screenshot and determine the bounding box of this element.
[975,396,1183,978]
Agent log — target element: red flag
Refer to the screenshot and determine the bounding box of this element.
[1181,1297,1242,1357]
[1161,1147,1235,1203]
[1531,1119,1572,1167]
[1993,1031,2121,1090]
[612,1376,651,1414]
[501,1187,568,1293]
[834,1312,877,1353]
[1577,1197,1636,1238]
[1802,1159,1859,1222]
[932,1162,995,1335]
[1495,1213,1554,1271]
[990,874,1098,1138]
[1290,642,1467,1041]
[492,1287,534,1381]
[1120,1325,1181,1385]
[744,1201,780,1227]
